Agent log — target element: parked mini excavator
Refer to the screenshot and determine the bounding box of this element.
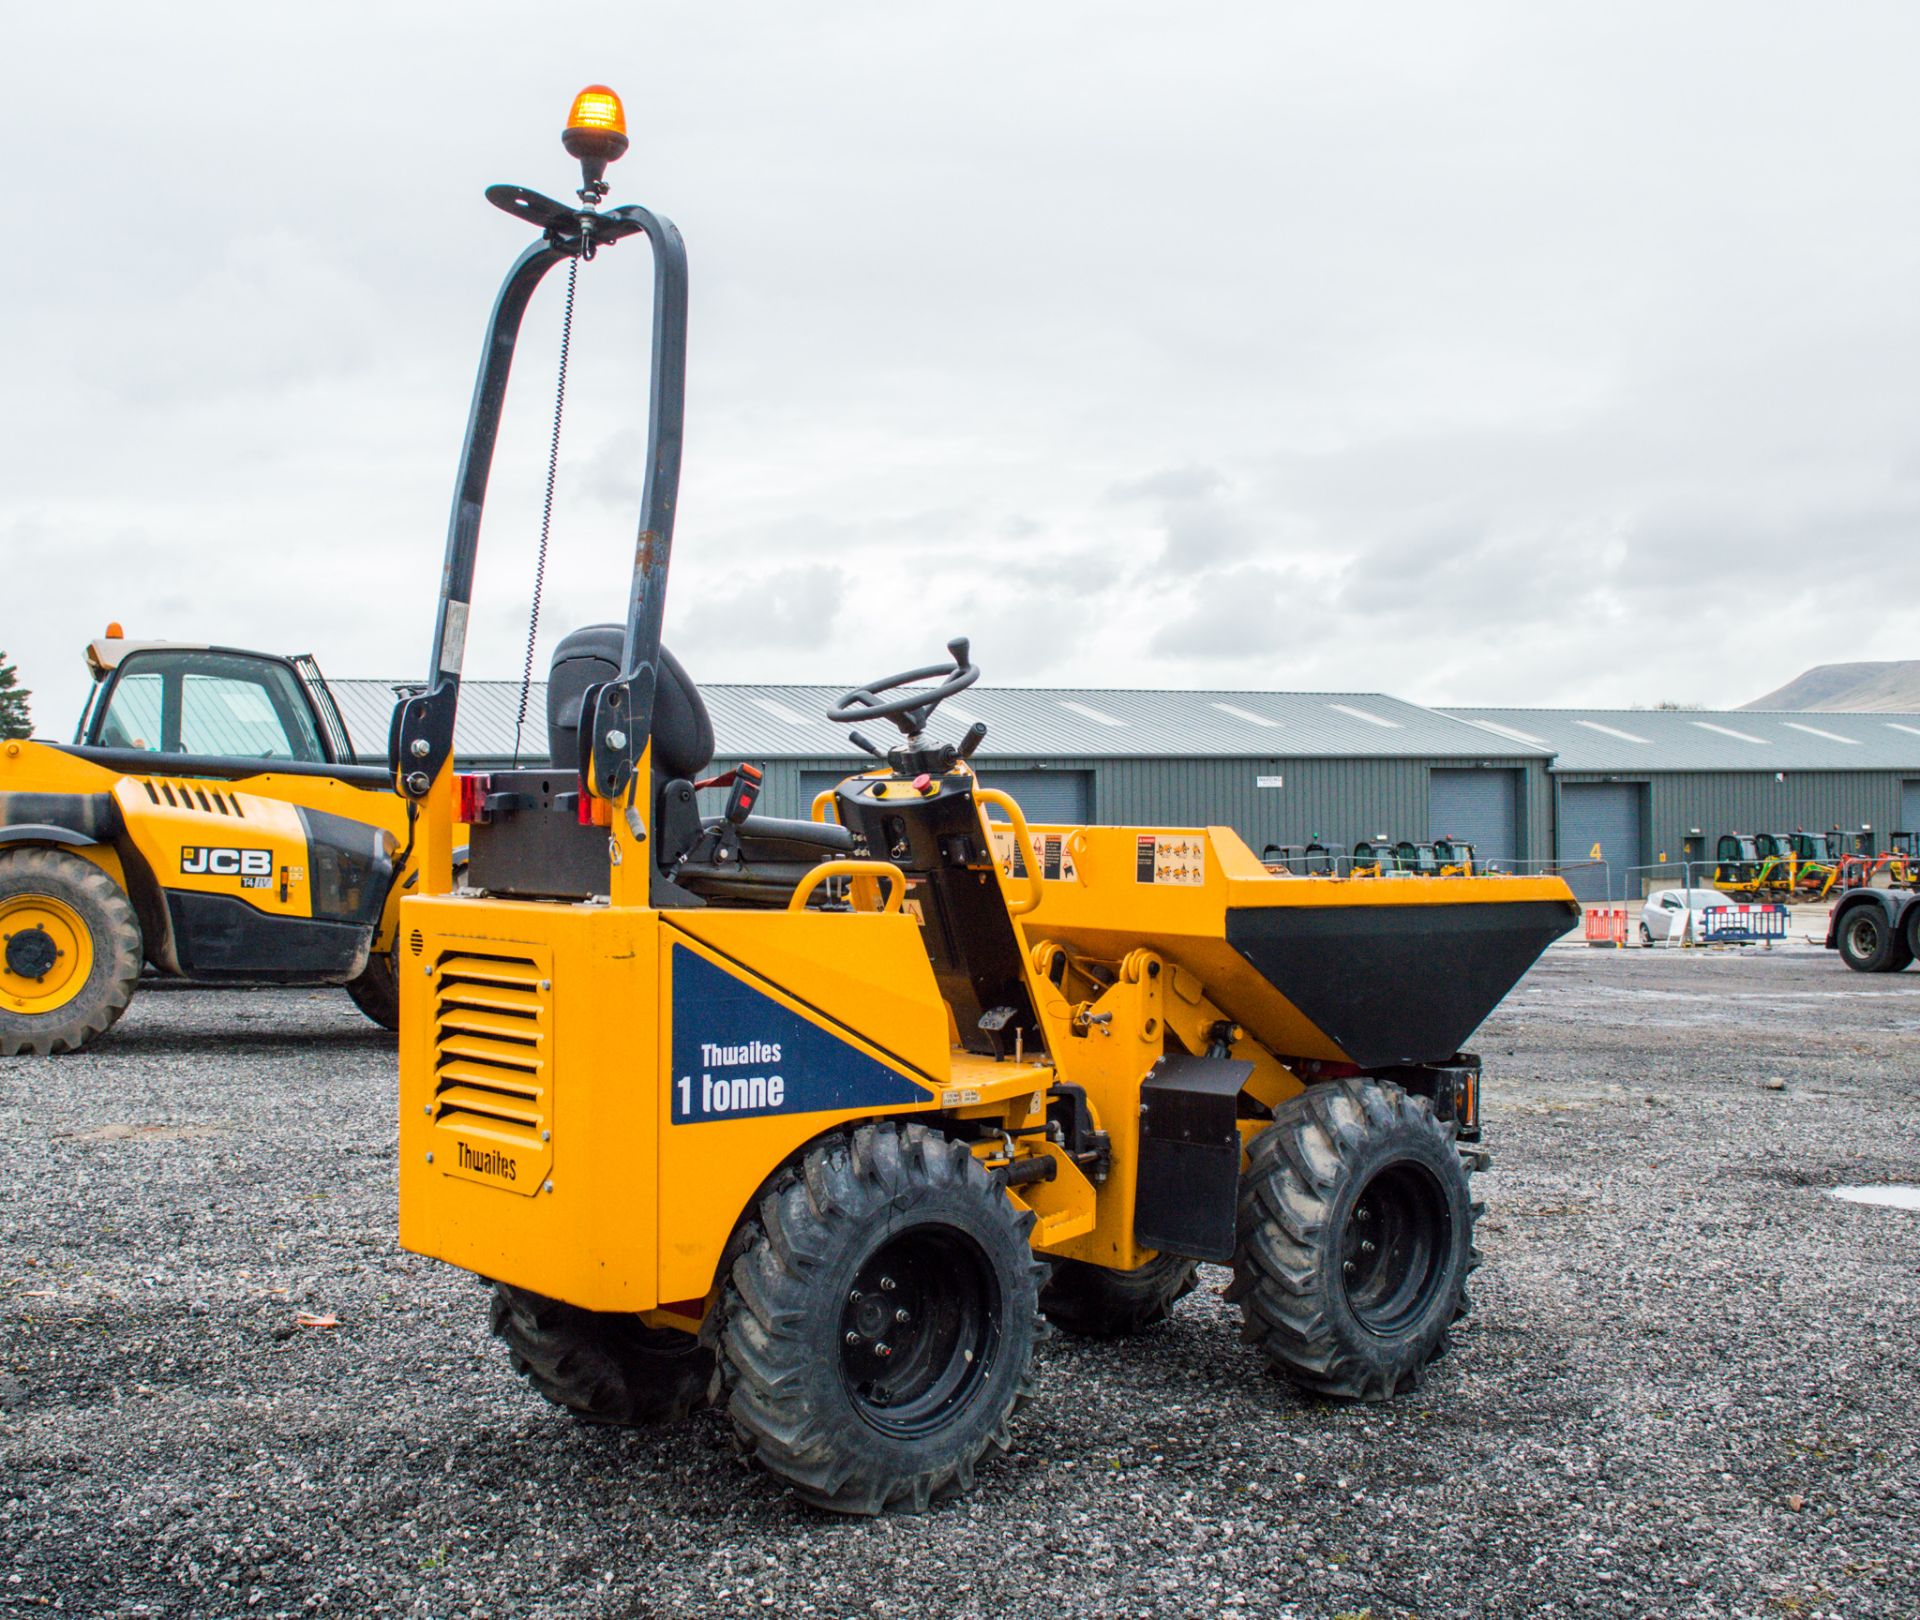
[391,86,1581,1515]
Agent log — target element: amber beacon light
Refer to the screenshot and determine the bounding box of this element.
[563,84,629,199]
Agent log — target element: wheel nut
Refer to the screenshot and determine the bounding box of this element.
[1343,1260,1356,1274]
[874,1342,892,1358]
[844,1331,861,1346]
[894,1308,911,1326]
[1356,1206,1371,1222]
[879,1276,897,1292]
[848,1289,863,1303]
[1360,1240,1377,1254]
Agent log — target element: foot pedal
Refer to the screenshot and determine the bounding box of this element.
[1133,1052,1254,1263]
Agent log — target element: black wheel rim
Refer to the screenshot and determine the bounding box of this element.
[1847,916,1881,959]
[1339,1162,1451,1337]
[837,1224,998,1439]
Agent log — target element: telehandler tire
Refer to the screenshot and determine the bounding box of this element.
[1228,1077,1474,1402]
[709,1121,1046,1515]
[488,1283,713,1425]
[1040,1253,1198,1337]
[0,848,143,1058]
[351,861,466,1030]
[346,948,400,1031]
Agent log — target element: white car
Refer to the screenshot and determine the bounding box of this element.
[1640,888,1730,945]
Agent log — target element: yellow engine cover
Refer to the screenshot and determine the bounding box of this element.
[397,894,950,1314]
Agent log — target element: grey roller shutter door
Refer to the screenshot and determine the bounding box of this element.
[1902,780,1920,836]
[1559,783,1642,903]
[975,770,1091,824]
[1428,769,1518,867]
[799,770,855,820]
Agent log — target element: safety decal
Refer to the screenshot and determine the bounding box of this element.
[1135,834,1204,886]
[669,947,930,1125]
[988,826,1077,883]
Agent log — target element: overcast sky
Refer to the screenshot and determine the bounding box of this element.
[5,3,1918,734]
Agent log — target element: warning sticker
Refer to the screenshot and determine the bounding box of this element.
[988,827,1077,884]
[1136,834,1205,886]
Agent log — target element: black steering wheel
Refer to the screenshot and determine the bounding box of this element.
[828,637,980,737]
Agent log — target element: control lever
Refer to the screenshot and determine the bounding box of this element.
[849,730,884,759]
[946,635,971,669]
[957,721,987,759]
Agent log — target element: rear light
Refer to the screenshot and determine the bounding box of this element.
[456,773,491,825]
[577,785,612,827]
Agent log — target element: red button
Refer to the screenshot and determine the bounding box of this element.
[913,773,934,794]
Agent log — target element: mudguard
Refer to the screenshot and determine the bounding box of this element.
[0,823,97,848]
[0,792,119,846]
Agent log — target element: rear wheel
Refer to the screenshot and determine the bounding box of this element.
[352,862,465,1030]
[710,1121,1045,1514]
[489,1283,712,1425]
[346,947,399,1030]
[1639,922,1655,946]
[1228,1078,1474,1401]
[1041,1252,1198,1336]
[0,848,142,1057]
[1836,905,1901,972]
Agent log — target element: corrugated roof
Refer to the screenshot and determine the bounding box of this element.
[330,680,1548,765]
[1445,707,1920,772]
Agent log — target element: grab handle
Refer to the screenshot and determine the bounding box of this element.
[974,789,1045,916]
[787,859,907,914]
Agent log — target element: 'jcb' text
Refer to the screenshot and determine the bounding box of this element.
[181,846,273,877]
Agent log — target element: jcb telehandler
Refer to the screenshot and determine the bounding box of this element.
[393,87,1580,1515]
[0,629,437,1054]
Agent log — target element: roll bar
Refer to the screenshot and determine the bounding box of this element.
[389,200,688,825]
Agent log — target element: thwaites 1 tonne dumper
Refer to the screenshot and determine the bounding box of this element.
[395,89,1580,1515]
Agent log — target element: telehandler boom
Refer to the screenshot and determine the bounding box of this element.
[393,86,1579,1515]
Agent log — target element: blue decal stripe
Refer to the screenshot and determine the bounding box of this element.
[661,920,939,1086]
[668,945,933,1127]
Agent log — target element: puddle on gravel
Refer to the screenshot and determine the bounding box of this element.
[1830,1184,1920,1211]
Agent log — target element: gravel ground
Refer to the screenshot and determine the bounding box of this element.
[3,943,1918,1619]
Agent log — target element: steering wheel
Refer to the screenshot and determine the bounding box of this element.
[828,637,980,737]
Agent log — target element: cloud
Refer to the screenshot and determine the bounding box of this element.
[673,563,849,662]
[6,1,1920,730]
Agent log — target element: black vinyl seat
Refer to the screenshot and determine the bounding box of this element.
[545,625,850,905]
[547,624,712,780]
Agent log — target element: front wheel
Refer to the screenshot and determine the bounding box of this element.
[1639,922,1655,946]
[0,848,143,1057]
[1227,1078,1475,1401]
[709,1122,1046,1514]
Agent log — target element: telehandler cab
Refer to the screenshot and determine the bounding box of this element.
[0,628,443,1055]
[394,87,1580,1515]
